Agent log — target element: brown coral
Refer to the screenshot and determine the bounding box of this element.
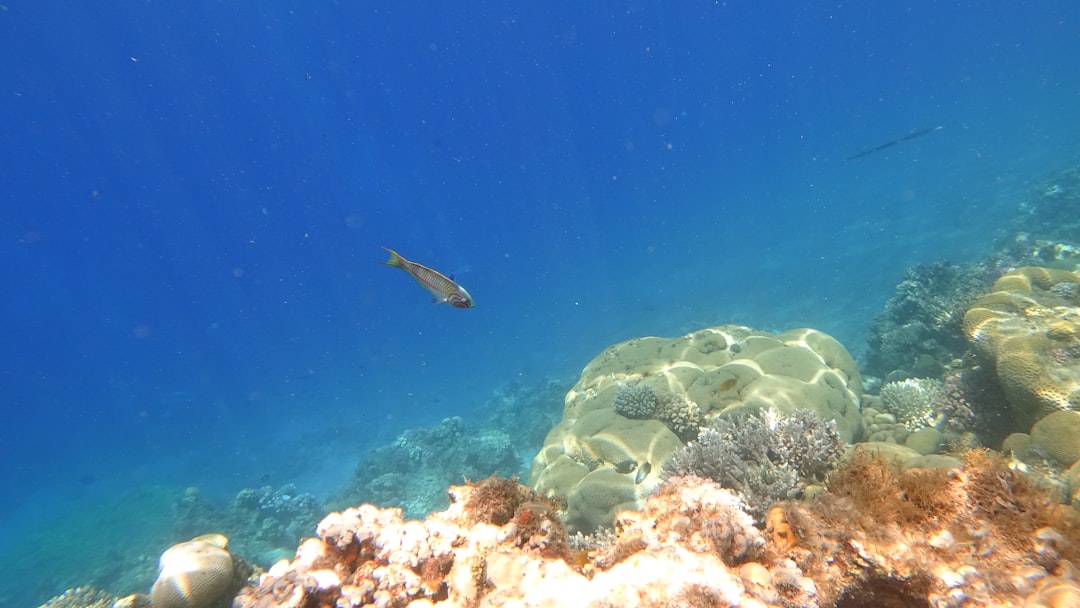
[777,448,1080,606]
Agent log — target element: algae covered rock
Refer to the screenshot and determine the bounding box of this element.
[528,325,862,532]
[963,266,1080,427]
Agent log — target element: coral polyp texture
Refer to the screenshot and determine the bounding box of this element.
[962,266,1080,428]
[150,533,247,608]
[528,325,862,532]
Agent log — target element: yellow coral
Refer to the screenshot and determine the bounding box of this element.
[1030,410,1080,468]
[1048,320,1078,342]
[963,267,1080,427]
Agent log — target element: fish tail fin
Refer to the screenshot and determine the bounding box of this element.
[382,247,407,269]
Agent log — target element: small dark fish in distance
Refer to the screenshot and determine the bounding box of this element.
[846,125,943,161]
[382,247,475,309]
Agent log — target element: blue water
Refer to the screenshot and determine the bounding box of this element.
[2,2,1079,604]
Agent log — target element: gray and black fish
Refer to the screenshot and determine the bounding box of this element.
[382,247,474,309]
[634,461,652,484]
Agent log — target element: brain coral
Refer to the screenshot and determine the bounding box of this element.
[527,325,862,532]
[962,266,1080,428]
[150,534,237,608]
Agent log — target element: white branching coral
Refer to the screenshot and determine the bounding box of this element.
[879,377,945,431]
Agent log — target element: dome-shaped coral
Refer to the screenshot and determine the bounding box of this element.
[150,534,236,608]
[1030,410,1080,468]
[528,325,861,532]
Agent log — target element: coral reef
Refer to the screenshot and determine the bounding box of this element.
[1005,165,1080,250]
[662,408,845,519]
[331,416,522,519]
[233,475,813,608]
[230,484,322,554]
[233,448,1080,608]
[174,483,325,569]
[864,260,997,380]
[771,448,1080,606]
[878,377,945,431]
[963,266,1080,429]
[37,586,119,608]
[470,377,568,461]
[529,325,862,533]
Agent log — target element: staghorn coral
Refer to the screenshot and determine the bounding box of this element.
[878,377,945,431]
[661,408,844,519]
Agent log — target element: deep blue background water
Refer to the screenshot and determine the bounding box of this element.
[2,2,1079,603]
